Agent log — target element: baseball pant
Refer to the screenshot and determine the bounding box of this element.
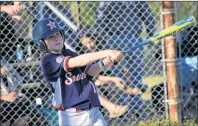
[58,107,107,126]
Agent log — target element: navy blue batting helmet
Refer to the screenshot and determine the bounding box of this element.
[32,18,64,52]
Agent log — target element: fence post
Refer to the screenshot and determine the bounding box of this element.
[162,1,179,122]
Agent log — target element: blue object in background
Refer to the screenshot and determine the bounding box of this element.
[16,44,24,62]
[177,56,198,87]
[37,107,59,126]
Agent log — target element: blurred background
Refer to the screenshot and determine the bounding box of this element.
[0,1,197,126]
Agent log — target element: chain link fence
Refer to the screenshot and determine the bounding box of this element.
[0,1,197,126]
[175,2,198,122]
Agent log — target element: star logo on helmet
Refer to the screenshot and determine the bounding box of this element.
[47,20,56,30]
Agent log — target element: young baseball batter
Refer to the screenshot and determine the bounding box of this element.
[32,18,123,126]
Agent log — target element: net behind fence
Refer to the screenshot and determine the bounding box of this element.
[0,1,197,126]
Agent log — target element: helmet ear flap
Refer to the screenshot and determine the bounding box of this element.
[38,40,48,52]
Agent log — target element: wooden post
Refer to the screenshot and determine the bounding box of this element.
[162,1,179,122]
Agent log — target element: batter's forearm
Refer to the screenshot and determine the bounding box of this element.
[68,50,111,68]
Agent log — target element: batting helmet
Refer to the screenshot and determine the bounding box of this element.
[32,18,64,52]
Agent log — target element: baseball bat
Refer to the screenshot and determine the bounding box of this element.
[125,16,196,53]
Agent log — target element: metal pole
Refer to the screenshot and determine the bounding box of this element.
[175,2,183,122]
[162,1,179,122]
[160,2,169,120]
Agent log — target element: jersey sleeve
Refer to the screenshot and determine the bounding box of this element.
[41,54,69,82]
[62,49,78,72]
[40,49,78,82]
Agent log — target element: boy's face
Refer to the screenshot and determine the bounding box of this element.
[44,32,63,54]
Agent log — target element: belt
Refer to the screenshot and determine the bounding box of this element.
[65,107,92,112]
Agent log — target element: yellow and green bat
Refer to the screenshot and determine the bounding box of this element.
[125,16,196,52]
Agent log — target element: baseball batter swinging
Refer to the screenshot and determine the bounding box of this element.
[32,18,123,126]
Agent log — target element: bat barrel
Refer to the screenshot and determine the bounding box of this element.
[123,16,196,53]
